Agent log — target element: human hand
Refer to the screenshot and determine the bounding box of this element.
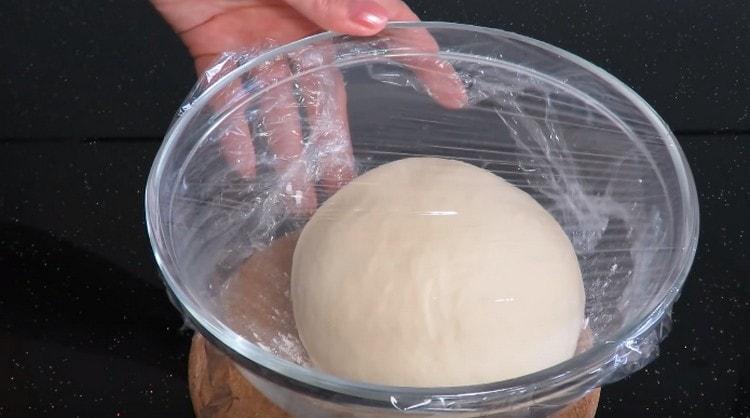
[152,0,467,210]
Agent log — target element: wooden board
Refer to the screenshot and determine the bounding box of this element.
[189,333,600,418]
[189,333,289,418]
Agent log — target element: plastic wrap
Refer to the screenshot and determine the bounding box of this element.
[146,22,698,417]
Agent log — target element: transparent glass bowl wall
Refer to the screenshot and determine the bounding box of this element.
[146,23,698,417]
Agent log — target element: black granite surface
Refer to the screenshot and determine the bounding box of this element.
[2,0,749,138]
[1,0,749,417]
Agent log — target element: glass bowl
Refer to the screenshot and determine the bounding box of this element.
[146,22,699,417]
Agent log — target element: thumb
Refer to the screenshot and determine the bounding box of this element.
[283,0,392,36]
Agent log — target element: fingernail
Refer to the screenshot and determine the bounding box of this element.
[349,0,388,32]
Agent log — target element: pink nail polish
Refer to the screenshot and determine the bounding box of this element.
[349,0,388,32]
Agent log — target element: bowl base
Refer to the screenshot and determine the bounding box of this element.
[188,333,600,418]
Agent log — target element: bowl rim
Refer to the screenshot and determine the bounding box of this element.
[145,21,700,409]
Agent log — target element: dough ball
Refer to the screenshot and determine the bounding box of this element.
[291,157,585,387]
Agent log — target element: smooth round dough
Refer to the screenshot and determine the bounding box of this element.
[291,157,585,387]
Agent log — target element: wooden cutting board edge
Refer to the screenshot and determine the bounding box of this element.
[188,333,600,418]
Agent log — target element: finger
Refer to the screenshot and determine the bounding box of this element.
[253,57,318,214]
[219,110,257,178]
[385,28,468,109]
[291,43,356,195]
[371,0,467,109]
[283,0,389,35]
[198,54,258,178]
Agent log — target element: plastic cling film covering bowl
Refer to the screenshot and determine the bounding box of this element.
[146,22,698,416]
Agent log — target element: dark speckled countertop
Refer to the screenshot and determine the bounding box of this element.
[1,1,748,417]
